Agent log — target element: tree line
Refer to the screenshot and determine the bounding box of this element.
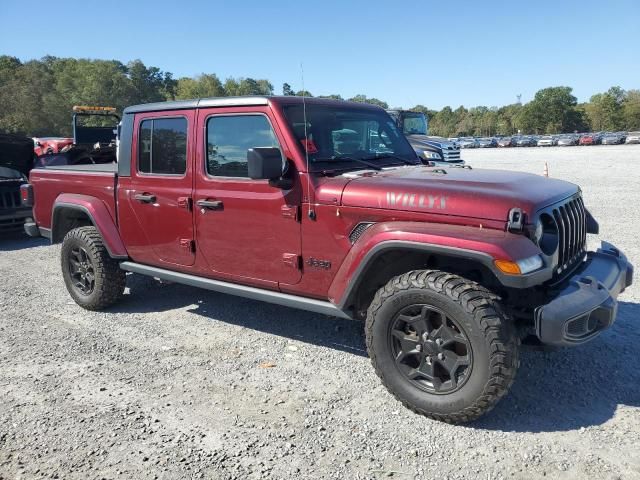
[1,55,638,137]
[418,86,640,137]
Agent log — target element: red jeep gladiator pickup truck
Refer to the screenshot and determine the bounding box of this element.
[22,96,633,423]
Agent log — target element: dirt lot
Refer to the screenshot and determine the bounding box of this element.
[1,145,639,480]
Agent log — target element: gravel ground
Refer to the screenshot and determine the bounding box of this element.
[1,145,639,480]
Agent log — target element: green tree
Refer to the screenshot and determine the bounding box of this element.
[282,83,294,96]
[348,94,388,109]
[428,106,457,137]
[224,77,273,96]
[585,86,625,131]
[175,74,225,99]
[495,104,523,135]
[126,59,176,103]
[0,59,56,135]
[523,86,583,133]
[622,90,640,131]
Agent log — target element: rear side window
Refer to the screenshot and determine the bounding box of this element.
[206,115,280,177]
[138,117,188,175]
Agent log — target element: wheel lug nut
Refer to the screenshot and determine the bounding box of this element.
[438,353,445,360]
[415,344,422,352]
[436,338,443,346]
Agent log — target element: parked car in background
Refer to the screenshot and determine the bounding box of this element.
[497,137,514,147]
[477,137,497,148]
[579,134,599,145]
[514,136,536,147]
[557,135,578,146]
[602,133,625,145]
[537,135,557,147]
[458,137,479,148]
[625,132,640,144]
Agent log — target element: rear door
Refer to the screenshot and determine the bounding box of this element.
[118,111,196,267]
[193,107,302,285]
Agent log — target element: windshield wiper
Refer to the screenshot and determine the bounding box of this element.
[314,155,382,171]
[362,154,419,166]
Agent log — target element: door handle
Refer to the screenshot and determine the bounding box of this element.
[134,193,156,203]
[196,199,223,210]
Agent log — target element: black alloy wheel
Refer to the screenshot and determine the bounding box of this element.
[68,246,96,295]
[390,304,472,394]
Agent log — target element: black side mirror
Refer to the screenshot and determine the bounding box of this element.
[247,147,284,180]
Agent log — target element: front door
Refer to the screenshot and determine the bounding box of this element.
[194,107,302,285]
[118,110,196,267]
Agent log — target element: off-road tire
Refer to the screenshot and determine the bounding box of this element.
[61,226,126,310]
[366,270,519,424]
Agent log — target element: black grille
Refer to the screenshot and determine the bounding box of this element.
[551,196,587,274]
[349,222,374,244]
[0,188,21,209]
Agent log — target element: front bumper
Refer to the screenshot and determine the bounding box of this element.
[535,242,633,347]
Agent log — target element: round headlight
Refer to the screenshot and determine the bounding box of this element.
[533,219,543,244]
[537,213,559,256]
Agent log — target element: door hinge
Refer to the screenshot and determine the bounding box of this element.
[178,196,192,211]
[180,238,195,252]
[281,205,300,221]
[282,253,301,269]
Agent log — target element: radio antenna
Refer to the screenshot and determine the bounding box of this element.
[300,62,315,220]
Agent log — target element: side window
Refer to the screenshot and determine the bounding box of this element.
[206,115,280,177]
[138,117,188,175]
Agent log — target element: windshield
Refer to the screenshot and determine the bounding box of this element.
[401,113,428,135]
[282,104,418,171]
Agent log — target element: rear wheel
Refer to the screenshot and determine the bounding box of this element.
[366,270,519,423]
[61,226,126,310]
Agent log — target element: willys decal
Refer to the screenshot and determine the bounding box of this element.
[385,192,447,210]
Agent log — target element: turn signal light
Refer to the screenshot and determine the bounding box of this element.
[494,255,544,275]
[494,259,521,275]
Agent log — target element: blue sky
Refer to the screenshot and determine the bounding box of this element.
[1,0,638,109]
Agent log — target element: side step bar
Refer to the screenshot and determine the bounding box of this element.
[119,261,352,320]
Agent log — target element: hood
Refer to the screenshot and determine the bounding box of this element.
[0,133,34,177]
[331,166,577,222]
[406,134,458,151]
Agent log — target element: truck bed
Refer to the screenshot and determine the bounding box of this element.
[30,165,118,231]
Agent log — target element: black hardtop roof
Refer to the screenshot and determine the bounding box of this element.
[123,95,385,115]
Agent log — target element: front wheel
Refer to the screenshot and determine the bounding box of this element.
[61,226,126,310]
[366,270,519,423]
